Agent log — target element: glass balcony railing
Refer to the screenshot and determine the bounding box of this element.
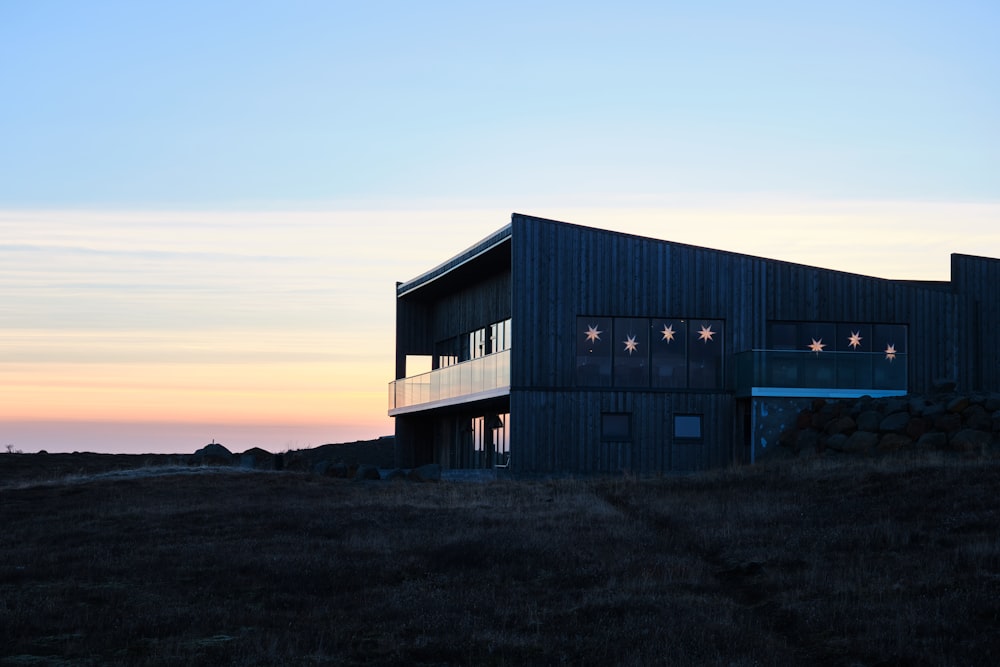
[735,349,907,397]
[388,348,511,415]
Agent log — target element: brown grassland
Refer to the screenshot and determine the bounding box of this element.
[2,453,999,666]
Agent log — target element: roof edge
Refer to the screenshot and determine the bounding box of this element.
[397,223,512,297]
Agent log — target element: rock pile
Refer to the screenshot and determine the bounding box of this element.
[765,392,1000,461]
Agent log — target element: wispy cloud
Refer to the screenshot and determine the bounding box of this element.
[2,200,997,453]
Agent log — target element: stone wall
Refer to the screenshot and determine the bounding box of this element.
[758,391,1000,461]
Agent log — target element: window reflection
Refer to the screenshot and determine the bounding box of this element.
[453,412,510,469]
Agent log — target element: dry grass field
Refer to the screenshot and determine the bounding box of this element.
[2,453,999,666]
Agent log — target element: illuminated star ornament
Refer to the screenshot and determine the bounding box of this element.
[660,324,676,342]
[885,343,897,361]
[584,324,602,343]
[623,334,639,355]
[848,331,863,349]
[808,338,826,353]
[697,325,715,343]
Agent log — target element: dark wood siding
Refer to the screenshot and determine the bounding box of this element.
[430,271,511,343]
[508,213,972,474]
[396,213,997,474]
[952,254,1000,391]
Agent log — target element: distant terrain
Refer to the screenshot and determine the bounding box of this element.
[2,451,999,666]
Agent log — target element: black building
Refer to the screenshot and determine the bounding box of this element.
[389,213,1000,473]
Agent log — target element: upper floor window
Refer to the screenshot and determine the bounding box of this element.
[765,320,907,390]
[577,316,724,389]
[435,318,511,369]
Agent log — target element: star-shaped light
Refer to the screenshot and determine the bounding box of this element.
[584,324,602,343]
[697,325,715,343]
[808,338,826,353]
[885,343,897,361]
[660,324,676,342]
[623,334,639,355]
[848,331,863,350]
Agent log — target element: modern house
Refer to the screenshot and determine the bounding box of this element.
[388,213,1000,474]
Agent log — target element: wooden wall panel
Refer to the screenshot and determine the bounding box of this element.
[507,213,982,474]
[398,214,998,475]
[952,254,1000,391]
[430,270,511,342]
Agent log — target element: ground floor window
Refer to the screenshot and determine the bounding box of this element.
[452,412,510,468]
[673,414,703,441]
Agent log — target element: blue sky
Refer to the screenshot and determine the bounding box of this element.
[3,1,997,206]
[1,1,998,454]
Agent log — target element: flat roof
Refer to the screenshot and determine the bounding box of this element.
[397,223,511,299]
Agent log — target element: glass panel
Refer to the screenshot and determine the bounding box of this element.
[768,322,799,350]
[651,319,687,388]
[837,323,871,352]
[689,319,724,389]
[576,316,612,387]
[613,317,649,387]
[674,414,703,440]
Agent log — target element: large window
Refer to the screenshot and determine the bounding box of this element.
[673,414,703,441]
[435,318,511,369]
[577,317,613,387]
[764,320,908,390]
[456,412,510,469]
[577,316,724,389]
[613,317,649,387]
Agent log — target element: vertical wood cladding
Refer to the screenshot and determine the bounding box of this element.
[511,214,967,393]
[396,214,998,474]
[952,254,1000,391]
[430,270,511,342]
[507,214,990,474]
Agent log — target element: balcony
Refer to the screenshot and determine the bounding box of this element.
[388,348,511,416]
[735,349,907,398]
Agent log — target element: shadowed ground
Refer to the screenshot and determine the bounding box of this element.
[2,454,999,666]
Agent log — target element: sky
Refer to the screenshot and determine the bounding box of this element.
[1,1,998,454]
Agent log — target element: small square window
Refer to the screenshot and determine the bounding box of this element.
[674,414,703,441]
[602,413,631,440]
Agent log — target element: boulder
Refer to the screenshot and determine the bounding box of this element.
[840,431,879,454]
[919,402,946,420]
[934,413,962,434]
[884,397,909,415]
[383,468,408,481]
[314,460,350,478]
[905,417,929,441]
[407,463,442,483]
[877,433,912,453]
[824,433,849,452]
[240,447,274,470]
[947,396,971,413]
[354,464,381,481]
[962,405,992,432]
[192,442,233,465]
[879,412,911,434]
[825,416,856,436]
[856,411,882,433]
[916,432,948,451]
[950,429,992,455]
